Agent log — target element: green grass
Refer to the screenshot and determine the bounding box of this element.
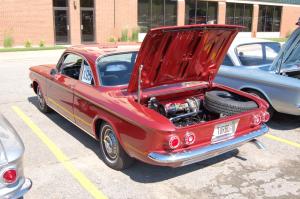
[0,46,66,52]
[263,38,288,42]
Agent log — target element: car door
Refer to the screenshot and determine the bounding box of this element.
[73,60,97,135]
[47,53,83,123]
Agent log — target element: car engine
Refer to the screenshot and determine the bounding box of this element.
[147,96,212,127]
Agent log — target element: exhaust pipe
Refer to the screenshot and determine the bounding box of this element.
[251,139,265,149]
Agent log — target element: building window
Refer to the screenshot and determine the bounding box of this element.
[185,0,218,25]
[258,5,282,32]
[225,3,253,32]
[138,0,177,32]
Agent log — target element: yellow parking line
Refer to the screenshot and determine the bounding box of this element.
[12,106,107,199]
[265,134,300,148]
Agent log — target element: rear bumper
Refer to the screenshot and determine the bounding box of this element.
[148,124,268,167]
[1,178,32,199]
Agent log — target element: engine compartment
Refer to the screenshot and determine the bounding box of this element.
[145,89,258,127]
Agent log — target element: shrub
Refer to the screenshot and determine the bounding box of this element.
[39,40,45,47]
[24,40,32,48]
[120,29,128,42]
[130,28,139,42]
[3,35,13,48]
[108,37,116,42]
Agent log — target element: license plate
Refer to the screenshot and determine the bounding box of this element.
[211,120,239,144]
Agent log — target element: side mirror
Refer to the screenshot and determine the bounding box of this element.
[50,68,58,76]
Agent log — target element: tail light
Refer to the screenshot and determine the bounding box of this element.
[251,114,261,127]
[261,111,270,123]
[184,132,196,145]
[168,135,180,149]
[1,168,17,184]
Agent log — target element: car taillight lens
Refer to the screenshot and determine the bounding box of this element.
[184,132,196,145]
[261,111,270,123]
[168,135,180,149]
[251,114,261,126]
[2,169,17,184]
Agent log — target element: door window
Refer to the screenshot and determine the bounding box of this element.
[60,54,83,80]
[236,44,263,66]
[80,60,94,85]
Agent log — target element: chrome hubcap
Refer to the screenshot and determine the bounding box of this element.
[102,128,118,160]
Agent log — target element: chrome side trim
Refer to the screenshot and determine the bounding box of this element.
[47,103,96,139]
[148,124,268,167]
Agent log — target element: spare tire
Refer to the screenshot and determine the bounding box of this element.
[204,90,258,116]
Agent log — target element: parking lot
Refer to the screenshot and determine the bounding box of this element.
[0,50,300,199]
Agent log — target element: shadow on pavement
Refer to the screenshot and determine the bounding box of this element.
[267,112,300,130]
[28,95,242,183]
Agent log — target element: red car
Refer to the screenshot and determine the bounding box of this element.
[29,25,269,170]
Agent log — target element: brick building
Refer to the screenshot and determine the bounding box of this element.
[0,0,299,46]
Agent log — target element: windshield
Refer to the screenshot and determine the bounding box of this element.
[282,39,300,69]
[97,52,137,86]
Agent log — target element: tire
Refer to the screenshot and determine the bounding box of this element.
[247,90,275,118]
[204,90,258,116]
[36,84,51,113]
[99,123,134,170]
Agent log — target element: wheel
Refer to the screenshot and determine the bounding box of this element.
[247,90,275,118]
[36,84,51,113]
[204,90,258,116]
[99,123,134,170]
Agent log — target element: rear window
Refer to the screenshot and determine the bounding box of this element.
[97,52,137,86]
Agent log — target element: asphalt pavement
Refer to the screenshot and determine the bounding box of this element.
[0,50,299,199]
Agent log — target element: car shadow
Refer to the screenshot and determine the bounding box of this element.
[267,112,300,130]
[28,95,244,183]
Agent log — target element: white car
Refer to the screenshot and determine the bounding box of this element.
[223,37,281,67]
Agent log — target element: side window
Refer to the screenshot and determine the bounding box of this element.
[60,54,83,80]
[80,60,94,85]
[222,55,234,66]
[236,44,263,66]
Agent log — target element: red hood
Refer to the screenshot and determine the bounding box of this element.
[128,24,242,92]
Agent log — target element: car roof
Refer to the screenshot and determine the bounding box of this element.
[66,44,141,62]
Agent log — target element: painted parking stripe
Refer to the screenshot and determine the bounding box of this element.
[12,106,107,199]
[265,134,300,148]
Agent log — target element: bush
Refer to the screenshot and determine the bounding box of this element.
[3,35,13,48]
[39,40,45,47]
[108,37,116,42]
[24,40,32,48]
[130,28,139,42]
[120,29,128,42]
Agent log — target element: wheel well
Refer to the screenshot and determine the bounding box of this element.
[33,81,38,94]
[241,88,269,103]
[94,118,105,140]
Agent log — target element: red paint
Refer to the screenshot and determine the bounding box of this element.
[29,25,268,167]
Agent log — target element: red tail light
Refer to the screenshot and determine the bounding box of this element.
[261,111,270,123]
[168,135,180,149]
[251,114,261,127]
[184,132,196,145]
[2,168,17,184]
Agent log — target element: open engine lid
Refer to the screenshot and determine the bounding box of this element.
[128,24,242,92]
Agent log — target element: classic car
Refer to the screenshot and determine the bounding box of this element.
[0,114,32,199]
[216,20,300,117]
[29,24,269,170]
[223,38,281,67]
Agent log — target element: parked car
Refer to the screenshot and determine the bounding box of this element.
[223,38,281,67]
[0,114,32,199]
[29,24,269,170]
[216,22,300,117]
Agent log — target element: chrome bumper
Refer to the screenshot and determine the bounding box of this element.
[1,178,32,199]
[148,124,268,167]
